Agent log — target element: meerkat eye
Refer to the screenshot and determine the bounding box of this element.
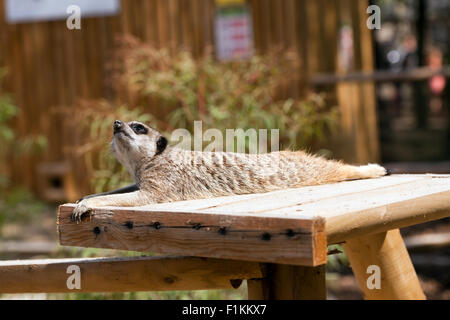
[130,123,148,135]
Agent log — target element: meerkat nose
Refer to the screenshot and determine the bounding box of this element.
[114,120,123,133]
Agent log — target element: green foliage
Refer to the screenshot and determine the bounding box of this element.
[0,188,47,231]
[47,285,247,300]
[326,244,349,272]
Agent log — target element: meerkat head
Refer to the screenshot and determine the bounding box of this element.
[111,120,168,175]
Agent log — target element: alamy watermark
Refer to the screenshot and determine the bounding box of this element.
[171,121,279,153]
[66,4,382,31]
[366,264,381,290]
[366,5,381,30]
[66,264,81,290]
[166,121,281,168]
[66,5,81,30]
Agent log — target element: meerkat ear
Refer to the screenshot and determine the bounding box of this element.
[156,136,168,155]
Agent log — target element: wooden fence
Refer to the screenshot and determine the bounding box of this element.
[0,0,377,200]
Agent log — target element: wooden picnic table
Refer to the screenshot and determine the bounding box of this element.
[1,174,449,299]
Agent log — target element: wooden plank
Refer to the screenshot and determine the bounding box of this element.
[360,81,380,162]
[307,176,450,243]
[138,175,427,214]
[249,175,450,243]
[321,0,338,73]
[136,175,430,219]
[269,0,283,47]
[356,0,379,163]
[180,0,193,51]
[328,189,450,243]
[259,0,271,53]
[296,0,309,77]
[58,206,327,266]
[156,0,169,49]
[282,0,296,49]
[191,0,202,56]
[0,256,265,293]
[304,0,320,75]
[344,229,425,300]
[316,176,448,216]
[201,0,214,53]
[167,0,181,52]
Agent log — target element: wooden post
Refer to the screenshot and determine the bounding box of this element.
[247,264,326,300]
[343,229,426,300]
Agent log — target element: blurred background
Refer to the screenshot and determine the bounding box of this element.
[0,0,449,299]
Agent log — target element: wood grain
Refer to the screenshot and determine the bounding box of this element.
[58,205,327,267]
[247,264,326,300]
[0,256,265,293]
[344,229,426,300]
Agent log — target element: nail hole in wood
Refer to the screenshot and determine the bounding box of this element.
[152,222,161,229]
[286,229,295,237]
[124,221,133,229]
[164,276,175,284]
[193,223,201,230]
[93,227,101,235]
[262,232,271,241]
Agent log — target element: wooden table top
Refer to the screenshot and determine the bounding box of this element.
[58,174,450,266]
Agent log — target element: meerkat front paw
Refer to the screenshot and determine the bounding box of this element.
[71,201,92,223]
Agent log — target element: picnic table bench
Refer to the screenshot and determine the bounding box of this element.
[1,174,449,299]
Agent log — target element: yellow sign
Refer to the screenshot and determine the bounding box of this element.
[215,0,245,6]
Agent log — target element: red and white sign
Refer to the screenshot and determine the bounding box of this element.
[214,7,253,61]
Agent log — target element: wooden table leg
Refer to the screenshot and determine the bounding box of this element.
[343,229,425,300]
[247,264,326,300]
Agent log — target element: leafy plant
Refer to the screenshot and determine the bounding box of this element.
[0,187,48,230]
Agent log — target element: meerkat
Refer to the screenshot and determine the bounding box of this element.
[71,120,388,221]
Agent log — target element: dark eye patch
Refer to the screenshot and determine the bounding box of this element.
[130,123,148,135]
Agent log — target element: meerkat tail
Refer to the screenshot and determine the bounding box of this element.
[335,163,387,181]
[292,152,387,186]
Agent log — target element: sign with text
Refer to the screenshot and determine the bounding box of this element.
[5,0,120,23]
[214,6,253,61]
